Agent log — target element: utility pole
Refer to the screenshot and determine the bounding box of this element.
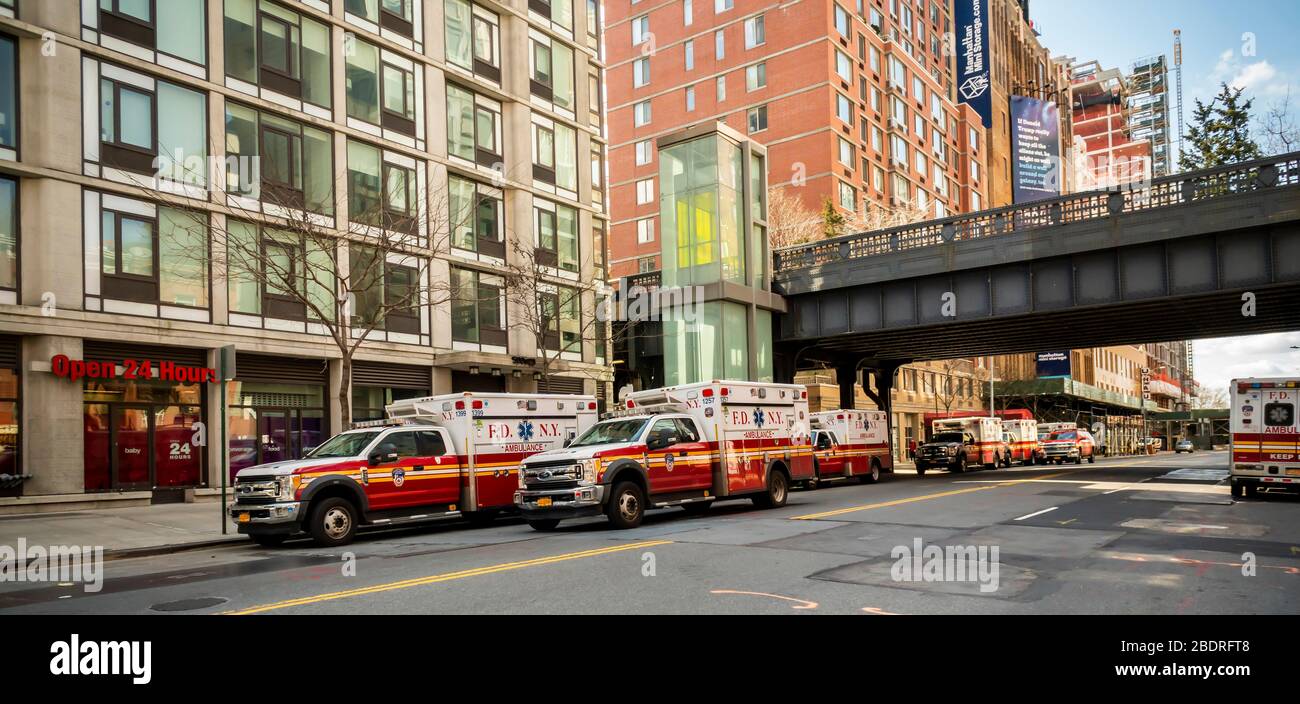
[987,355,995,417]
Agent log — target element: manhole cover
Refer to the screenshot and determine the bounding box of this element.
[150,597,228,612]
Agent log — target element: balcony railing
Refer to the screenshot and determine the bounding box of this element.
[773,151,1300,274]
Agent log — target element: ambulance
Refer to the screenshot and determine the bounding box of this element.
[1034,421,1077,464]
[915,416,1006,474]
[1001,418,1039,465]
[229,392,598,546]
[809,409,893,485]
[1229,378,1300,498]
[514,381,814,530]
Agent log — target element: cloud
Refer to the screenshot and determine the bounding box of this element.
[1207,48,1292,98]
[1192,332,1300,400]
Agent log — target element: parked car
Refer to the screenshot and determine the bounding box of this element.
[1174,438,1195,453]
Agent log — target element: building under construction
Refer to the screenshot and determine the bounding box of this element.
[1067,60,1153,191]
[1127,54,1174,177]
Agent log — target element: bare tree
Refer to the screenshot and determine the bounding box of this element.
[1193,385,1229,409]
[766,186,822,248]
[1259,87,1300,155]
[932,358,977,415]
[501,234,608,389]
[161,159,461,428]
[846,198,935,231]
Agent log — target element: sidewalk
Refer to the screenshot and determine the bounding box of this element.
[0,501,243,558]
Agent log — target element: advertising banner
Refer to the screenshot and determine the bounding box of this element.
[1036,351,1072,379]
[1010,95,1062,203]
[955,0,992,128]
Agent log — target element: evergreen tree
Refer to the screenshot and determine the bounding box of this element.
[1179,82,1263,170]
[820,197,846,239]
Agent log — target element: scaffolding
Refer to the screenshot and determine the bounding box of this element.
[1126,54,1173,178]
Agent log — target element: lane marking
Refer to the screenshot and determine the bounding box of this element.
[791,469,1078,521]
[1015,506,1058,521]
[709,590,818,610]
[861,606,902,615]
[224,540,673,615]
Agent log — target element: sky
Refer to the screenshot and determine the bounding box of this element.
[1030,1,1300,400]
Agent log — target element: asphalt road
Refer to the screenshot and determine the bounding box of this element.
[3,450,1297,615]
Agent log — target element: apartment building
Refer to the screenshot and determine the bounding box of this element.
[0,0,609,503]
[1067,59,1152,191]
[604,0,990,279]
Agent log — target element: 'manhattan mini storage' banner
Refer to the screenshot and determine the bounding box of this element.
[955,0,992,128]
[1010,95,1062,203]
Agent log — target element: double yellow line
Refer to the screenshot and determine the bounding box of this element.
[225,540,672,615]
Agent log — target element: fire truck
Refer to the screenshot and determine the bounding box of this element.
[514,381,814,530]
[1001,418,1039,465]
[228,392,598,546]
[809,410,893,486]
[1230,378,1300,498]
[915,416,1006,474]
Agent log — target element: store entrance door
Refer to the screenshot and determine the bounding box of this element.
[112,405,152,489]
[258,410,291,464]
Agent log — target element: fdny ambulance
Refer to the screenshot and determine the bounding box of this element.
[1230,378,1300,498]
[514,381,814,530]
[1001,418,1039,465]
[915,416,1007,474]
[809,409,893,486]
[229,392,597,546]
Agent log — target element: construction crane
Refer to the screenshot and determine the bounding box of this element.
[1173,29,1185,172]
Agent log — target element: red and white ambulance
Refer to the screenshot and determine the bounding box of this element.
[1230,378,1300,498]
[514,381,814,530]
[229,392,597,546]
[809,409,893,485]
[915,416,1006,474]
[1001,418,1039,465]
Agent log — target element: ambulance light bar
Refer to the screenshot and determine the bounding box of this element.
[604,402,690,419]
[1238,381,1298,391]
[350,418,435,430]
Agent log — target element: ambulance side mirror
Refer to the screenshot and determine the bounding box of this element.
[369,443,398,466]
[647,434,678,451]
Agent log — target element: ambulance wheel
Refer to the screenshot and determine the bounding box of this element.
[1087,454,1095,464]
[606,481,646,529]
[308,497,357,547]
[527,519,561,531]
[1244,484,1259,498]
[810,461,825,489]
[249,533,288,548]
[952,456,966,474]
[753,469,789,509]
[915,464,927,476]
[860,460,881,484]
[1231,481,1244,499]
[1074,455,1083,465]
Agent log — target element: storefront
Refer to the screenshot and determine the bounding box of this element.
[227,353,329,480]
[0,335,20,497]
[351,360,431,422]
[81,342,210,491]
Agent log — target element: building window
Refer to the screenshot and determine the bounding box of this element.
[631,15,649,45]
[715,0,733,12]
[380,61,418,135]
[635,140,653,165]
[744,15,765,48]
[592,222,606,280]
[684,0,693,25]
[224,102,332,214]
[98,76,155,173]
[534,200,579,273]
[346,140,417,233]
[836,93,852,124]
[716,76,726,101]
[445,0,501,82]
[532,120,577,191]
[224,0,329,106]
[970,159,979,181]
[838,181,856,211]
[451,267,506,345]
[746,62,766,91]
[891,134,908,166]
[636,217,655,243]
[539,284,581,352]
[684,39,695,70]
[0,177,13,292]
[715,29,725,60]
[99,201,209,308]
[638,255,656,273]
[634,100,652,126]
[685,85,696,111]
[349,247,421,334]
[834,4,849,36]
[633,57,650,87]
[446,83,501,167]
[838,137,854,167]
[99,73,208,186]
[99,0,207,65]
[449,174,504,258]
[636,178,655,205]
[226,221,334,320]
[379,0,416,36]
[836,50,852,82]
[344,37,384,125]
[747,105,768,133]
[529,0,574,32]
[591,148,604,205]
[0,35,12,156]
[531,35,575,110]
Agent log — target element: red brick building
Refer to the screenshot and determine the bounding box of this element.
[603,0,990,279]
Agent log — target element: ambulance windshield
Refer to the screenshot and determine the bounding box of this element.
[932,432,964,443]
[570,419,649,447]
[307,431,382,458]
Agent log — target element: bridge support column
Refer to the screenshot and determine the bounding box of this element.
[836,359,860,410]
